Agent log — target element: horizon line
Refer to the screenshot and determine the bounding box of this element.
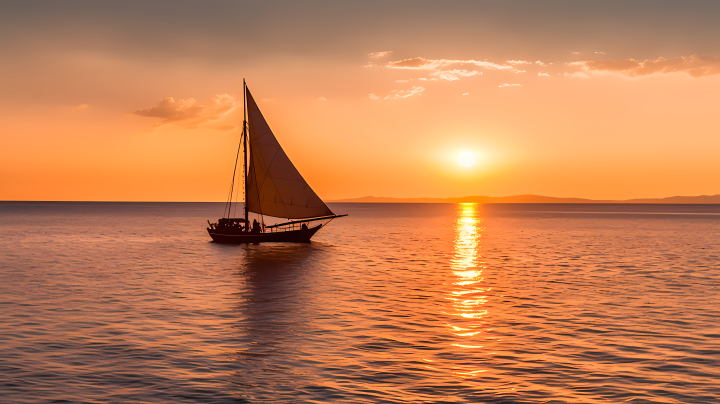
[2,192,720,204]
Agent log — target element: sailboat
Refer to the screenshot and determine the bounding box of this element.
[207,80,346,243]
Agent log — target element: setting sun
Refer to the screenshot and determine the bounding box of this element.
[458,152,476,167]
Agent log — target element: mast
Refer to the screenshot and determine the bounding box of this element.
[243,79,249,229]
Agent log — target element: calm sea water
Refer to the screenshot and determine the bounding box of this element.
[1,202,719,403]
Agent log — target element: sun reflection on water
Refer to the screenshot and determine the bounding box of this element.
[446,203,491,378]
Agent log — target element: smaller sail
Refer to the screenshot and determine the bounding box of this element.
[245,87,334,219]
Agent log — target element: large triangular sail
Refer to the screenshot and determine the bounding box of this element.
[245,87,335,219]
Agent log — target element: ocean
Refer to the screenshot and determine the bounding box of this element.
[1,202,719,403]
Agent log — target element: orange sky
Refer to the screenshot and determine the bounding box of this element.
[1,1,719,201]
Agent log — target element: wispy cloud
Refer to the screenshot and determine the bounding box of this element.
[507,60,532,65]
[369,51,393,59]
[318,97,327,101]
[571,51,604,56]
[538,72,550,77]
[134,94,237,128]
[498,83,521,88]
[578,55,720,78]
[384,57,512,86]
[430,69,480,81]
[564,71,589,78]
[384,86,425,99]
[368,93,380,100]
[386,57,514,72]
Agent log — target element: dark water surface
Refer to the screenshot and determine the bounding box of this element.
[1,202,719,403]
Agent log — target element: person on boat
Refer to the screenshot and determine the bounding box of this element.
[252,219,261,234]
[301,223,308,230]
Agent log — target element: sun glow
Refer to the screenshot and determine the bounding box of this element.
[458,151,475,167]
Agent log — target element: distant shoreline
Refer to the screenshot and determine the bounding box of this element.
[330,194,720,204]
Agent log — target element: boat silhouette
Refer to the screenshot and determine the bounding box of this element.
[207,80,346,243]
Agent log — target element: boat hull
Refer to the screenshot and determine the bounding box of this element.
[208,224,323,243]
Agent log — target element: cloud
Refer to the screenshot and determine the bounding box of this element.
[564,71,589,78]
[386,57,432,69]
[384,57,508,84]
[368,93,380,100]
[507,60,532,65]
[538,72,550,77]
[384,86,425,99]
[578,55,720,78]
[318,97,327,101]
[134,97,202,121]
[571,51,604,56]
[134,93,237,128]
[369,51,392,59]
[535,61,548,67]
[498,83,521,88]
[77,103,88,109]
[432,72,460,81]
[386,57,514,72]
[430,69,480,81]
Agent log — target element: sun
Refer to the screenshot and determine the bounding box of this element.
[458,151,476,167]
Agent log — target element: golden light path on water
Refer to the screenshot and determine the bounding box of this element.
[446,203,492,379]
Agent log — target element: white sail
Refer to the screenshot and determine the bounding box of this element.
[245,88,335,219]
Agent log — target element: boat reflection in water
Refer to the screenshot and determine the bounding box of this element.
[232,244,324,396]
[446,203,492,378]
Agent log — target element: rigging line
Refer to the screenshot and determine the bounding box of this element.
[233,185,237,218]
[223,156,236,217]
[232,129,245,218]
[223,189,232,218]
[243,79,249,229]
[235,128,249,219]
[240,121,247,219]
[225,173,237,218]
[225,125,243,218]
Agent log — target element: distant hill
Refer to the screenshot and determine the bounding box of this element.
[331,194,720,204]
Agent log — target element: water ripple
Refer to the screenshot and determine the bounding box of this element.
[1,202,719,402]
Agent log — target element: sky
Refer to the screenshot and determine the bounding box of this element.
[1,0,719,201]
